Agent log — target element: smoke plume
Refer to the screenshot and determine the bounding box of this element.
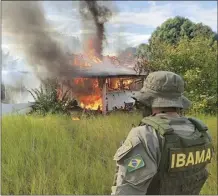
[2,1,133,106]
[79,0,112,59]
[2,1,79,81]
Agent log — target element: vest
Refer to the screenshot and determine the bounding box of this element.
[140,115,214,195]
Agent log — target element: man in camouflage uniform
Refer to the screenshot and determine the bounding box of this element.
[111,71,214,195]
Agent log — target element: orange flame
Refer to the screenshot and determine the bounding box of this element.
[72,117,80,121]
[80,95,102,110]
[60,38,135,111]
[72,77,102,110]
[107,78,134,91]
[67,38,104,110]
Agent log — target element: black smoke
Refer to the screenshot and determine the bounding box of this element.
[79,0,112,59]
[2,1,80,82]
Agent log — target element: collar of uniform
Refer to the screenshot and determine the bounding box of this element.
[154,112,180,118]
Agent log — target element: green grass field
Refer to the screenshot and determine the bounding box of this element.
[2,113,217,194]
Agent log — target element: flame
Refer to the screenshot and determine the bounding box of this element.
[66,38,104,110]
[72,117,80,121]
[72,40,102,67]
[107,78,134,91]
[73,55,91,67]
[123,79,133,86]
[60,38,135,111]
[71,77,102,110]
[80,95,102,110]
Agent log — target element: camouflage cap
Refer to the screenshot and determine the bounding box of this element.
[133,71,191,109]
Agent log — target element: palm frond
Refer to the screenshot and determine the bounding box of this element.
[28,78,77,115]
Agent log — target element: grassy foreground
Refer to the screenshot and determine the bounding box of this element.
[2,112,217,194]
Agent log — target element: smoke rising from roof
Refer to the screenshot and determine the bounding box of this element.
[2,1,80,81]
[2,1,127,80]
[79,0,112,59]
[2,1,140,104]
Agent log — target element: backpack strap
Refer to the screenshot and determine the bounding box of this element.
[187,117,208,132]
[140,116,174,136]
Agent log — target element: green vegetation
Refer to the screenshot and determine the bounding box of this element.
[2,15,217,195]
[2,113,217,195]
[29,79,78,115]
[137,16,217,114]
[149,16,216,45]
[148,36,216,114]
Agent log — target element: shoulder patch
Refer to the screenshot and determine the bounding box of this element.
[113,140,133,161]
[124,154,145,172]
[113,137,141,161]
[117,140,132,156]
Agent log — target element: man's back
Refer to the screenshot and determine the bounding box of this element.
[111,71,214,195]
[111,113,213,195]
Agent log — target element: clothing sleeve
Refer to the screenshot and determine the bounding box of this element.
[111,125,161,195]
[206,131,213,142]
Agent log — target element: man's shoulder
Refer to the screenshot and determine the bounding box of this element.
[114,125,161,162]
[127,124,162,152]
[129,123,157,138]
[186,116,208,131]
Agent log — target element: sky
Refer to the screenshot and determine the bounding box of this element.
[1,1,217,102]
[2,1,217,58]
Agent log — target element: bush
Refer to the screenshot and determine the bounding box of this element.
[29,78,78,115]
[138,36,217,114]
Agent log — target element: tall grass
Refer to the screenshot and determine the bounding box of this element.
[2,113,217,194]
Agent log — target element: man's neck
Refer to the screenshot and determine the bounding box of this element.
[152,107,180,116]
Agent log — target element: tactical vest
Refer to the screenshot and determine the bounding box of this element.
[140,115,213,195]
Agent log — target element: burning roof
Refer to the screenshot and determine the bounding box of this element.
[69,53,147,78]
[3,1,147,114]
[72,63,146,78]
[57,46,147,111]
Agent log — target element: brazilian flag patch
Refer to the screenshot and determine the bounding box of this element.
[124,154,145,172]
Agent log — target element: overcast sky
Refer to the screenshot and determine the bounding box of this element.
[2,1,217,56]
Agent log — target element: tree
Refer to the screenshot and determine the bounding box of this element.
[136,44,150,59]
[136,17,217,114]
[149,16,216,45]
[147,36,217,114]
[134,44,153,74]
[28,78,78,115]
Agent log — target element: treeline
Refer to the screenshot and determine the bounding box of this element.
[136,16,217,114]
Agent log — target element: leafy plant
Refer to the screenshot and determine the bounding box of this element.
[28,78,78,115]
[137,23,217,114]
[149,16,216,45]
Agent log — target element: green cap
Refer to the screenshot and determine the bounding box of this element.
[133,71,191,109]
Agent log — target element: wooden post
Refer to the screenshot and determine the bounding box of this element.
[102,78,107,115]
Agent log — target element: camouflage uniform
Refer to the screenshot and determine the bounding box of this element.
[111,71,213,195]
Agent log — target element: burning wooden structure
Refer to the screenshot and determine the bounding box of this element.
[57,39,147,115]
[58,54,147,115]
